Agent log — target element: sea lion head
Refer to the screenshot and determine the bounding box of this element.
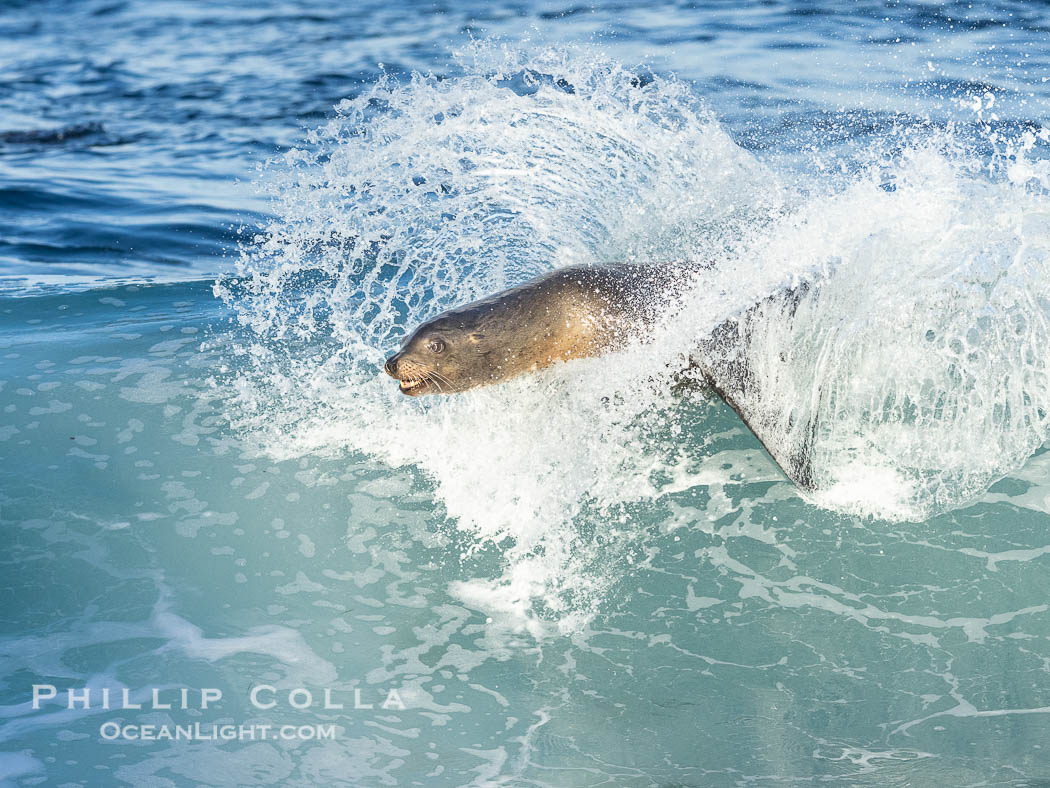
[384,269,621,396]
[383,305,507,396]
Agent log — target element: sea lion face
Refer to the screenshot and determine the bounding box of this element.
[384,310,505,396]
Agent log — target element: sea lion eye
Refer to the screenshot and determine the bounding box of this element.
[427,338,446,354]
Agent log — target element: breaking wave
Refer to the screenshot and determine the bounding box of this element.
[216,42,1050,628]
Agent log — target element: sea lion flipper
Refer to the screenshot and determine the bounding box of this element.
[693,286,821,492]
[700,371,817,491]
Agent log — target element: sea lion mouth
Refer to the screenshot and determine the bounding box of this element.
[397,376,430,395]
[385,352,440,396]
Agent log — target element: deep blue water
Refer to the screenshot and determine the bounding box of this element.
[4,0,1049,280]
[3,1,1050,786]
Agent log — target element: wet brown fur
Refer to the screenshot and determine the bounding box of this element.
[385,264,676,396]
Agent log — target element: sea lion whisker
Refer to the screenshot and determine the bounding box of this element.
[428,369,454,390]
[431,372,455,393]
[424,373,443,393]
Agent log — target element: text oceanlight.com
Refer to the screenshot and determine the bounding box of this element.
[99,722,337,741]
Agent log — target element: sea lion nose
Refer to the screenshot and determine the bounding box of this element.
[384,354,400,377]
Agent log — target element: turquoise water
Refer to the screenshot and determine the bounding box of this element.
[5,1,1050,786]
[5,279,1050,784]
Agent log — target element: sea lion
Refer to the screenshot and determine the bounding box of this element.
[385,263,817,488]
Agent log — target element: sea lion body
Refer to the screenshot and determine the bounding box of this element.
[385,263,817,488]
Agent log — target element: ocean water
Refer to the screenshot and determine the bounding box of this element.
[3,1,1050,785]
